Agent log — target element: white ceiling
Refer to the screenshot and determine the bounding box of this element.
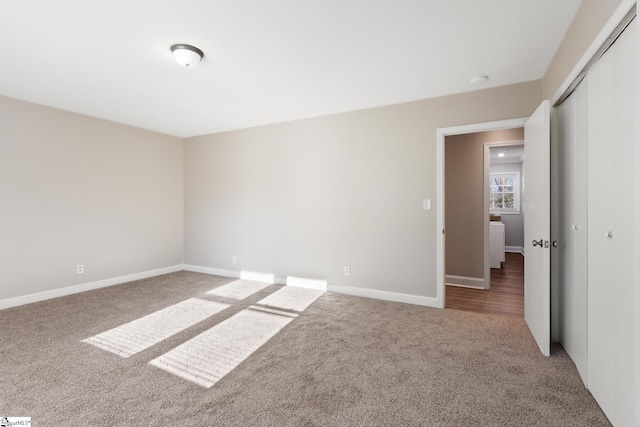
[490,146,524,164]
[0,0,582,138]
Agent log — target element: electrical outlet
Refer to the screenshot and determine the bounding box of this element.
[232,256,237,264]
[343,266,351,276]
[76,265,84,274]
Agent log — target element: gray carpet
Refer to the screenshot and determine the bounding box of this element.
[0,271,610,426]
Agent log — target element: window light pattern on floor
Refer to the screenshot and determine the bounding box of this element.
[82,277,325,389]
[149,306,295,388]
[206,279,271,300]
[82,298,229,358]
[256,286,324,312]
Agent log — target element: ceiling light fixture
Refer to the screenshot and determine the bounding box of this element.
[170,44,204,67]
[498,152,505,157]
[470,75,489,84]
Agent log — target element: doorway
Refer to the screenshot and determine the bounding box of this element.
[441,130,525,317]
[435,118,527,311]
[438,103,553,357]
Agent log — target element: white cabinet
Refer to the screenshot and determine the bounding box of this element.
[489,221,505,269]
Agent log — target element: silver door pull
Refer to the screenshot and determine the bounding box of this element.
[606,231,613,238]
[532,239,543,247]
[552,241,558,247]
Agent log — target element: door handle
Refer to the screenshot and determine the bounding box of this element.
[532,239,543,247]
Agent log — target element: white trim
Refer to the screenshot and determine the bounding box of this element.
[483,144,491,291]
[445,275,486,290]
[437,118,528,310]
[550,103,562,345]
[436,129,445,308]
[328,285,439,308]
[635,7,640,422]
[483,141,525,287]
[286,276,328,291]
[487,140,524,253]
[550,0,637,106]
[437,119,527,137]
[505,246,525,255]
[183,265,436,307]
[0,265,184,311]
[240,270,275,284]
[484,140,525,147]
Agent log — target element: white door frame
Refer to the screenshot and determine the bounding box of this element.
[636,15,640,422]
[484,140,525,268]
[436,118,527,308]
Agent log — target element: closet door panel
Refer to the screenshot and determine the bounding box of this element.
[572,81,589,385]
[587,19,636,427]
[587,41,617,426]
[557,81,588,386]
[609,18,637,424]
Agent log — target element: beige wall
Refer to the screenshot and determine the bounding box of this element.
[185,81,540,298]
[444,128,525,279]
[0,95,184,300]
[542,0,625,100]
[0,0,628,306]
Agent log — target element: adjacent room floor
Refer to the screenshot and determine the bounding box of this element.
[0,269,608,426]
[446,252,524,318]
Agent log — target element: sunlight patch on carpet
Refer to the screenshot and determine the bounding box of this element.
[248,305,298,318]
[82,298,229,358]
[256,286,324,312]
[149,308,293,388]
[206,279,271,300]
[286,276,327,291]
[240,270,275,283]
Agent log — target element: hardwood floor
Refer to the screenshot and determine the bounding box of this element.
[446,252,524,318]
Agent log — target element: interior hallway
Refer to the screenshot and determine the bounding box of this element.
[446,252,524,318]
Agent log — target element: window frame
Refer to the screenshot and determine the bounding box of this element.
[489,171,521,215]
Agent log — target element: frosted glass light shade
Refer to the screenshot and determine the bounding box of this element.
[171,44,204,67]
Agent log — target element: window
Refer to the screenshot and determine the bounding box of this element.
[490,171,520,214]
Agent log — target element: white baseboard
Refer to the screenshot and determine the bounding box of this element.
[2,264,442,311]
[184,264,438,308]
[445,275,486,290]
[0,265,184,311]
[328,284,439,308]
[506,246,525,255]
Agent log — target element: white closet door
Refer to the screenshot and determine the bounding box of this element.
[587,19,637,427]
[557,80,588,386]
